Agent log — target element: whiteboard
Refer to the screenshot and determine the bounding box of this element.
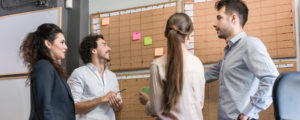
[0,78,30,120]
[0,8,61,120]
[0,7,61,75]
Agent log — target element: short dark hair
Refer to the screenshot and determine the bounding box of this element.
[215,0,248,27]
[79,34,104,64]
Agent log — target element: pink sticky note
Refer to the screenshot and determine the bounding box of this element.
[155,48,164,56]
[102,17,110,25]
[132,32,141,40]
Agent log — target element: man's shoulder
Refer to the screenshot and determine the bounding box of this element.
[245,36,263,43]
[70,64,91,76]
[105,69,117,78]
[76,64,90,71]
[244,36,265,48]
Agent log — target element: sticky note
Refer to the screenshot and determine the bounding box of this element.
[93,24,100,30]
[102,17,109,25]
[132,32,141,40]
[142,87,149,95]
[92,18,99,24]
[144,36,152,46]
[155,47,164,56]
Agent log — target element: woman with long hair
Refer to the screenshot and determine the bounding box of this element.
[139,13,205,120]
[20,23,75,120]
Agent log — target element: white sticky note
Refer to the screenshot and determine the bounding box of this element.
[130,9,136,13]
[278,64,294,68]
[164,3,171,7]
[93,24,100,30]
[92,18,99,24]
[142,7,147,11]
[120,11,126,14]
[185,4,193,11]
[170,2,176,6]
[100,13,109,17]
[194,0,206,3]
[93,30,100,35]
[190,36,194,43]
[136,8,141,12]
[110,12,119,16]
[185,10,193,16]
[157,5,164,8]
[148,6,153,10]
[186,41,194,49]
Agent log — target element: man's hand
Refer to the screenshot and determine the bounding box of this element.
[108,94,123,112]
[138,92,149,105]
[102,91,117,102]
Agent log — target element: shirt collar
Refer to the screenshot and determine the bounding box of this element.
[227,31,247,48]
[86,63,107,72]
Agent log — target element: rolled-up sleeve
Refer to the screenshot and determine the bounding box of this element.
[242,38,279,117]
[205,60,222,83]
[67,70,84,103]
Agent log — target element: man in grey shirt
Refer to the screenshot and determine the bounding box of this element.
[205,0,279,120]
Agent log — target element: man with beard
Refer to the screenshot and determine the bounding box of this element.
[205,0,279,120]
[68,34,123,120]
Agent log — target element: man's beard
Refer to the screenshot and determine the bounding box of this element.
[218,28,231,39]
[99,55,110,62]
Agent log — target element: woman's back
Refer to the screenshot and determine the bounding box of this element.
[147,49,205,120]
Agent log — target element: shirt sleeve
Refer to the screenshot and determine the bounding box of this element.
[112,73,122,100]
[145,64,163,116]
[193,62,206,109]
[67,70,84,103]
[242,37,279,118]
[205,60,222,83]
[30,61,56,120]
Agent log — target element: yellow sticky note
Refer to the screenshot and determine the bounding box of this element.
[144,36,152,46]
[155,47,164,56]
[102,17,109,25]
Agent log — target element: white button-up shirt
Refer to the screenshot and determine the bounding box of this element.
[68,63,121,120]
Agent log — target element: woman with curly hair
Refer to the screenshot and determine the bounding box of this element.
[20,23,75,120]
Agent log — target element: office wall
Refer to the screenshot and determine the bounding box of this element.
[89,0,173,14]
[0,0,59,16]
[66,0,89,74]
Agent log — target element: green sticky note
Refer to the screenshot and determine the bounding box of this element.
[144,36,152,46]
[142,87,150,95]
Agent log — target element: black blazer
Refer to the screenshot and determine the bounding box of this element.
[29,59,75,120]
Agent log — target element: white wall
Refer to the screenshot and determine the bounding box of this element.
[0,78,30,120]
[89,0,173,14]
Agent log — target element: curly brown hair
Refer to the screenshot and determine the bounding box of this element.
[79,34,104,64]
[20,23,68,82]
